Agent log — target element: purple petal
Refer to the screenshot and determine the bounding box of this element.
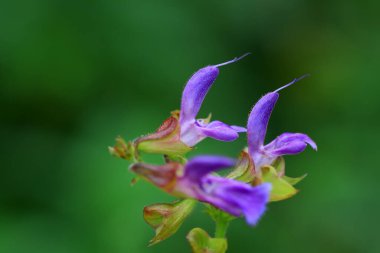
[180,66,219,125]
[197,120,240,142]
[264,133,317,156]
[179,122,204,147]
[231,125,247,132]
[247,92,279,155]
[199,177,271,226]
[184,155,235,182]
[180,121,245,147]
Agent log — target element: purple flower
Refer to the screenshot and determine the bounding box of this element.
[130,155,271,226]
[179,54,249,146]
[247,76,317,170]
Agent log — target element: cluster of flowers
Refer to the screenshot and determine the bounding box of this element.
[110,55,316,252]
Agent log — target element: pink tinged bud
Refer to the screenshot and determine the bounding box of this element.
[129,162,180,192]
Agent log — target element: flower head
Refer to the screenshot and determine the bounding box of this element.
[130,155,271,226]
[113,55,250,159]
[247,76,317,171]
[179,54,249,146]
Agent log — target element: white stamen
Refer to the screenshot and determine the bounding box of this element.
[273,74,310,93]
[213,53,251,68]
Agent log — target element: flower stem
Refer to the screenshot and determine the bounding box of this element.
[214,217,230,238]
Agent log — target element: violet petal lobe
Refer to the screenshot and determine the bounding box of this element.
[264,132,317,156]
[230,125,247,132]
[247,92,279,154]
[183,155,235,183]
[199,176,271,226]
[196,120,241,142]
[180,66,219,126]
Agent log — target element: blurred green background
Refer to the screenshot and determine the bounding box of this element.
[1,1,379,252]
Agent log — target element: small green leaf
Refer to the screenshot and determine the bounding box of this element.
[261,166,298,202]
[143,199,196,246]
[187,228,228,253]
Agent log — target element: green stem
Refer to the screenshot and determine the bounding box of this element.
[214,218,230,238]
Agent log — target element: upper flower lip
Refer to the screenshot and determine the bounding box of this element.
[180,53,251,127]
[183,155,236,182]
[180,66,220,127]
[247,76,317,169]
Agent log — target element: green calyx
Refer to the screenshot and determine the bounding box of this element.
[110,111,192,161]
[226,150,255,183]
[143,198,197,246]
[135,111,192,156]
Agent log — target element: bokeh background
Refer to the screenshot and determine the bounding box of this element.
[1,1,379,252]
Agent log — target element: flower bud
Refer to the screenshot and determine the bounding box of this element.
[108,136,136,160]
[143,199,196,246]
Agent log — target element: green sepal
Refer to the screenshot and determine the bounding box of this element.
[187,228,228,253]
[226,150,255,183]
[271,157,307,185]
[164,154,187,164]
[143,199,196,246]
[283,174,307,186]
[261,166,298,202]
